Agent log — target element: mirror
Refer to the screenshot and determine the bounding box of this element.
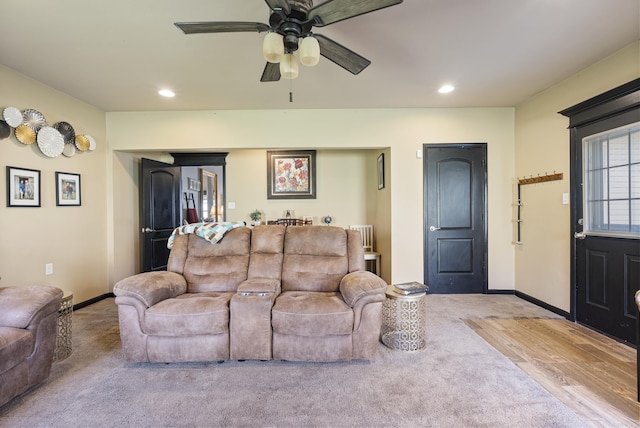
[200,169,218,222]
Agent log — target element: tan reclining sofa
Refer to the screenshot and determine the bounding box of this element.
[113,225,387,363]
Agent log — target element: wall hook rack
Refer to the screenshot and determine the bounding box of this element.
[518,171,563,185]
[515,171,564,244]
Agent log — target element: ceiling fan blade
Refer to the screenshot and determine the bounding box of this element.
[264,0,290,14]
[261,62,281,82]
[309,0,403,27]
[315,34,371,75]
[174,22,270,34]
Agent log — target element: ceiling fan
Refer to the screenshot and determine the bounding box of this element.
[174,0,403,82]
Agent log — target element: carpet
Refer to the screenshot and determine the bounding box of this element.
[0,294,587,427]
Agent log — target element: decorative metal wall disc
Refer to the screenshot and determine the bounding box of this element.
[22,109,46,131]
[0,120,10,139]
[54,121,75,144]
[63,142,76,157]
[85,134,97,151]
[37,126,65,157]
[15,124,36,144]
[75,134,90,151]
[3,107,22,128]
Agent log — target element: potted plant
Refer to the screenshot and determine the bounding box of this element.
[249,209,262,226]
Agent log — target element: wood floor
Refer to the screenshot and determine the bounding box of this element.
[464,318,639,427]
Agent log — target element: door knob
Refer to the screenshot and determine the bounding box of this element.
[142,227,156,233]
[429,226,441,232]
[574,231,586,240]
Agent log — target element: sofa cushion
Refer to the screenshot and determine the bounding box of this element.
[144,293,233,336]
[169,229,251,293]
[282,226,349,292]
[272,291,354,336]
[0,327,33,374]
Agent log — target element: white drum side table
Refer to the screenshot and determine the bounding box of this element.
[381,285,426,351]
[54,291,73,361]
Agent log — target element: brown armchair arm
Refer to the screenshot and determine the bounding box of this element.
[339,271,387,308]
[0,286,62,329]
[113,271,187,308]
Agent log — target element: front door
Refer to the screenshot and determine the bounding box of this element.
[140,158,181,272]
[571,112,639,344]
[424,144,487,293]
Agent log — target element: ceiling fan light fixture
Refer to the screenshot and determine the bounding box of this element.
[280,53,299,79]
[299,36,320,66]
[263,32,284,63]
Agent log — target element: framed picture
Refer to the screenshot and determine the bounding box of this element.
[6,166,40,207]
[188,177,201,191]
[55,172,81,206]
[377,153,385,190]
[267,150,316,199]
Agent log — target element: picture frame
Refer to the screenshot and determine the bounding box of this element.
[377,153,385,190]
[188,177,201,191]
[55,172,81,206]
[267,150,316,199]
[6,166,40,207]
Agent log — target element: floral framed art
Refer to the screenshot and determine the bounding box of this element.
[55,172,81,206]
[6,166,40,207]
[267,150,316,199]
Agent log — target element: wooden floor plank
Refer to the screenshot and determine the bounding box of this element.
[466,318,639,426]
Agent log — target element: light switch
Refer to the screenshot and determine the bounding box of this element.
[562,193,570,205]
[416,149,423,159]
[228,202,236,209]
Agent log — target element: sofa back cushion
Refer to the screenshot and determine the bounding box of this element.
[248,225,285,280]
[167,227,251,293]
[282,226,349,292]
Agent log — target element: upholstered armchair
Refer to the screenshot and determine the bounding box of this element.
[0,285,63,408]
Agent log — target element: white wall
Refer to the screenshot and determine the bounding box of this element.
[514,41,639,311]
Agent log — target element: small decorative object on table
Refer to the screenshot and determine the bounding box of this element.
[249,209,262,226]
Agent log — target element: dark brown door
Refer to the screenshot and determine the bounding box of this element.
[424,144,487,293]
[140,158,181,272]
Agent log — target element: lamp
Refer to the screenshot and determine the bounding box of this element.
[263,32,284,63]
[299,36,320,66]
[280,53,299,79]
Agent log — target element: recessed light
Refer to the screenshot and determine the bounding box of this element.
[158,89,175,98]
[438,85,455,94]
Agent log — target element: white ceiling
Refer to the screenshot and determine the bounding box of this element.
[1,0,638,112]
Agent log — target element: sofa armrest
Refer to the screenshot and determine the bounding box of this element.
[339,271,387,308]
[0,286,62,329]
[237,278,281,294]
[113,271,187,308]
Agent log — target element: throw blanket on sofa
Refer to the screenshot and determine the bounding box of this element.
[167,221,246,249]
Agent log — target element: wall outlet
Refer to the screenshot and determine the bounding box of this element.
[227,202,236,209]
[45,263,53,275]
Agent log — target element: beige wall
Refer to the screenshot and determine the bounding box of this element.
[0,65,109,303]
[107,107,516,290]
[514,41,640,311]
[4,40,636,309]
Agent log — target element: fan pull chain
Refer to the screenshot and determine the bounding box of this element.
[289,76,293,103]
